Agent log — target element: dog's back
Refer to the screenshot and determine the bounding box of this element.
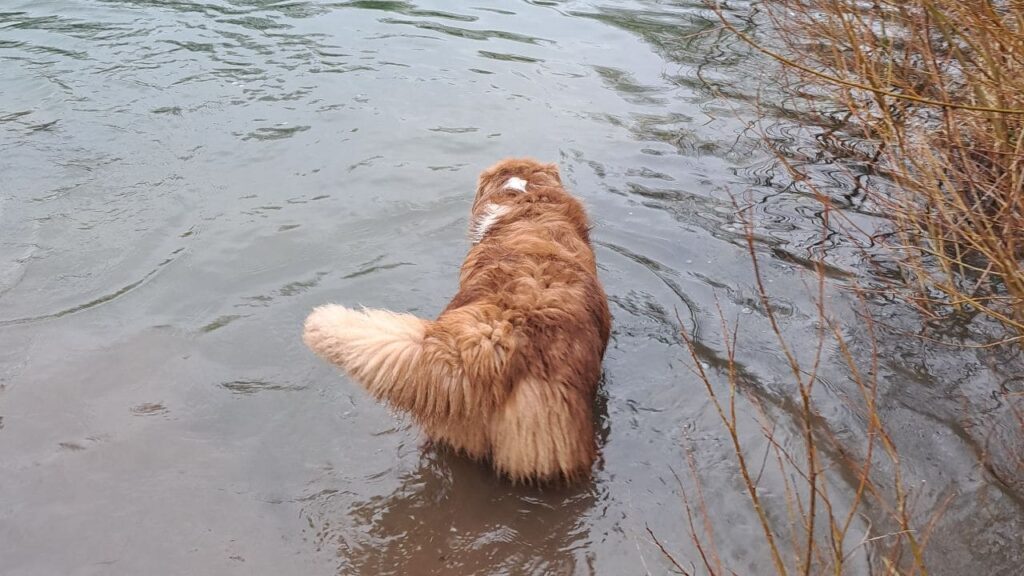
[304,158,611,482]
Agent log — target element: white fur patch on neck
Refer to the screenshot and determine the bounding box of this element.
[469,203,510,244]
[503,177,528,192]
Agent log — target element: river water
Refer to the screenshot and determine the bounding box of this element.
[1,1,1021,575]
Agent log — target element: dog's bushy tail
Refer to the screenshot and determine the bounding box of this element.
[303,304,515,421]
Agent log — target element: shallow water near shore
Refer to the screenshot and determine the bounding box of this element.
[1,1,1021,574]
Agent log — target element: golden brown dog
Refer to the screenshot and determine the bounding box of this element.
[303,158,611,482]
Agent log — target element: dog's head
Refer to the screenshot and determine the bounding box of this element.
[473,158,563,211]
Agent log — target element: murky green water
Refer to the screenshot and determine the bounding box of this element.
[1,1,1021,574]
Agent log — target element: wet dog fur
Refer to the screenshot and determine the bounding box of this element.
[303,158,611,482]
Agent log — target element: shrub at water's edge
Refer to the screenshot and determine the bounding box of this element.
[720,0,1024,343]
[651,3,1024,574]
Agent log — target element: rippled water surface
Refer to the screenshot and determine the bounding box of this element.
[2,1,1022,575]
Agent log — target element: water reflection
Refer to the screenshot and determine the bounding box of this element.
[303,450,597,575]
[300,386,611,575]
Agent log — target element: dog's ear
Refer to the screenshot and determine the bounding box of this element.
[476,159,511,194]
[474,169,500,209]
[543,163,563,185]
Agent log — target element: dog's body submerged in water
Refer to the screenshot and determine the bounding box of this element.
[303,158,611,482]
